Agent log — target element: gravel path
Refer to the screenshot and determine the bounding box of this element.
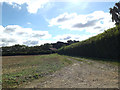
[27,57,119,88]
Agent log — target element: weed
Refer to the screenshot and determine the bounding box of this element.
[2,54,72,88]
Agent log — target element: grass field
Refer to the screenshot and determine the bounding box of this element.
[2,54,72,88]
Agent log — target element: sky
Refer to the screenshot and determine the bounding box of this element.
[0,0,119,46]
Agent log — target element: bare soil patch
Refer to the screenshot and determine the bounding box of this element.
[34,57,119,88]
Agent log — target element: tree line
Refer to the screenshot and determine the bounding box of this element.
[1,40,79,56]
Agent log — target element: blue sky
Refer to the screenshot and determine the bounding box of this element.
[0,0,118,46]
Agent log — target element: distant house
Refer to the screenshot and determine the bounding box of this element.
[49,48,57,53]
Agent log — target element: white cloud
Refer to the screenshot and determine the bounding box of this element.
[53,34,94,42]
[12,3,22,10]
[27,22,31,25]
[0,25,94,46]
[49,11,115,34]
[0,25,52,46]
[27,0,49,13]
[1,0,50,13]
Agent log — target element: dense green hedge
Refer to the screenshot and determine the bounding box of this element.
[58,25,120,61]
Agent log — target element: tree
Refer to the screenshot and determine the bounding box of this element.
[110,2,120,25]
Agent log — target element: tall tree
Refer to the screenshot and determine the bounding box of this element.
[110,2,120,25]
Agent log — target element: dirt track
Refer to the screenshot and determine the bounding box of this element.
[26,57,119,88]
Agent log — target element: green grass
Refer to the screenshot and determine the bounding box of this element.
[2,54,72,88]
[61,54,120,66]
[78,57,120,66]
